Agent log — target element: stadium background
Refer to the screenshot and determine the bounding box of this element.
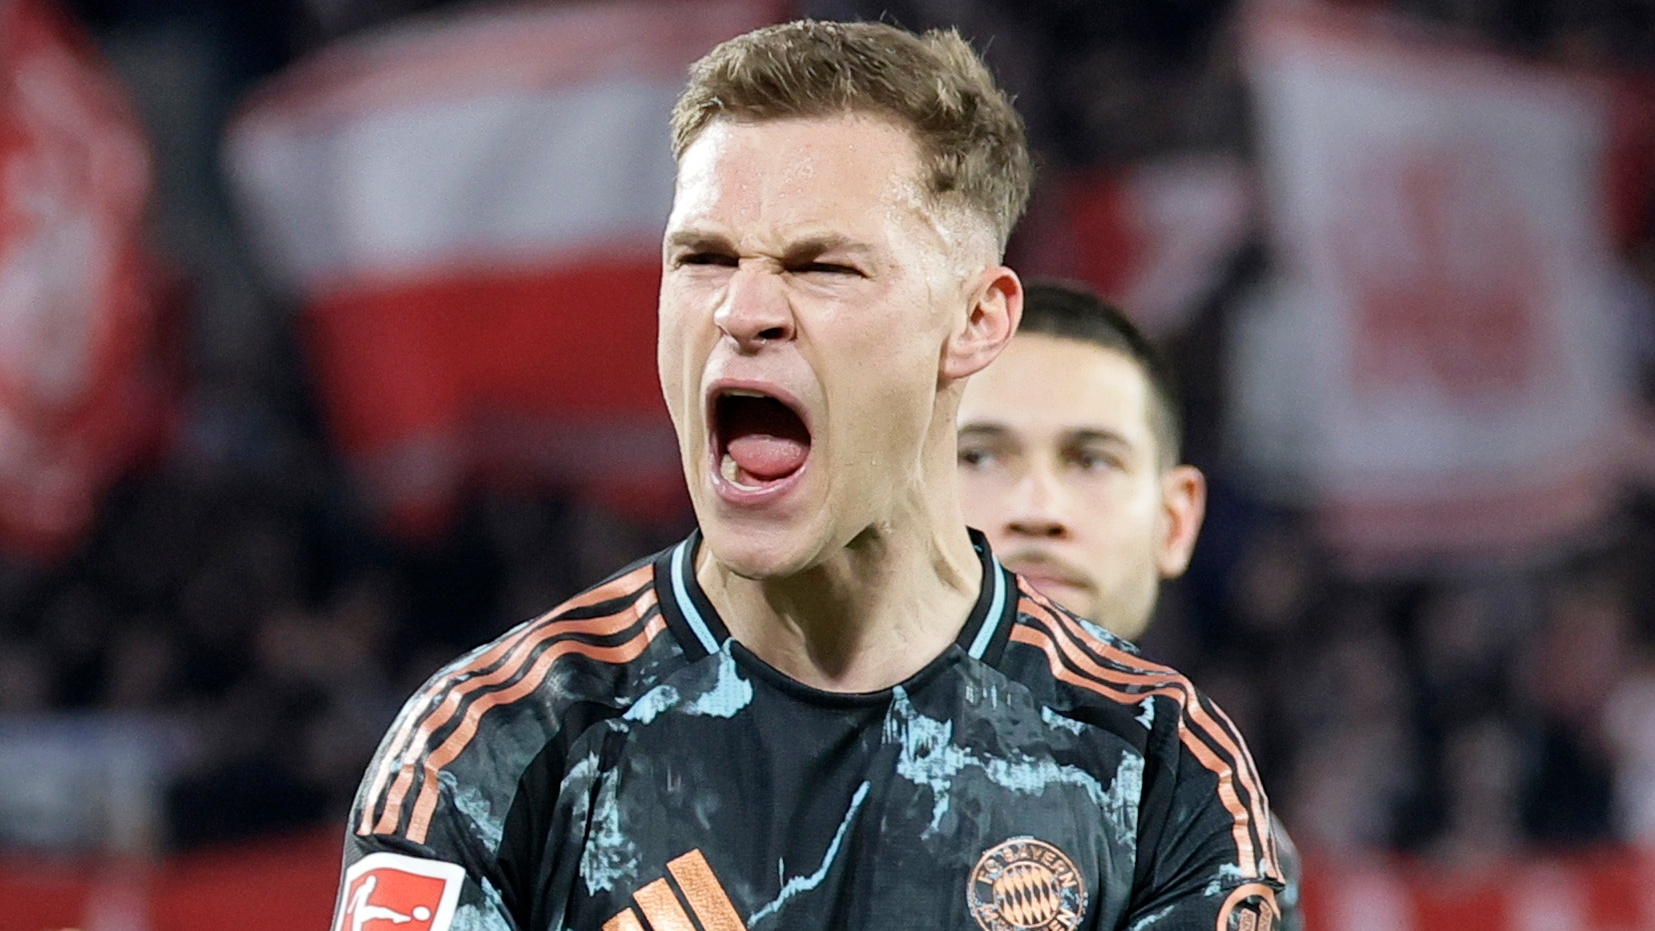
[3,0,1655,927]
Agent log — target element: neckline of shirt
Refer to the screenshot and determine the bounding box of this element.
[653,527,1016,673]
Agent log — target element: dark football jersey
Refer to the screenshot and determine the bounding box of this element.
[334,531,1286,931]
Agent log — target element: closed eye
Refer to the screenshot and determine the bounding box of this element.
[781,235,871,278]
[675,251,737,268]
[792,260,863,276]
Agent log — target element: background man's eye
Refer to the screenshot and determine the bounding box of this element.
[1073,450,1123,472]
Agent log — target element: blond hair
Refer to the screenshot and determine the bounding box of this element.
[670,19,1032,252]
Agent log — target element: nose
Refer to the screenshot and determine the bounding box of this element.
[714,263,795,352]
[1004,467,1069,539]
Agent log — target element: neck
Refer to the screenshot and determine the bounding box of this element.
[699,521,982,692]
[699,417,981,692]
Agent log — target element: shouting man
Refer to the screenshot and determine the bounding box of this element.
[334,21,1285,931]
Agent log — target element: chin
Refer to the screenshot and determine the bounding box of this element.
[697,516,818,581]
[1032,582,1091,618]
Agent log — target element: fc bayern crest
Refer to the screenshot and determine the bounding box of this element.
[967,837,1087,931]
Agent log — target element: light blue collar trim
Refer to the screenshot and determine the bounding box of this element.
[966,555,1007,660]
[671,539,720,655]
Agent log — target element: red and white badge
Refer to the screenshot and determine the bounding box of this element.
[332,852,466,931]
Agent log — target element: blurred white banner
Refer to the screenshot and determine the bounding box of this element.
[1233,1,1632,572]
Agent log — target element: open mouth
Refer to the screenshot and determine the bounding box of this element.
[714,390,812,488]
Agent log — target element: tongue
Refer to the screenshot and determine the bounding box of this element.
[721,395,810,483]
[727,433,808,481]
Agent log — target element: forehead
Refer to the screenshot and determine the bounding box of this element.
[960,334,1157,442]
[668,114,932,236]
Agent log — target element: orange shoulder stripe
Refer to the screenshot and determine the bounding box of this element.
[1009,609,1266,880]
[360,564,656,836]
[1028,599,1280,880]
[1204,698,1281,879]
[1019,584,1182,678]
[405,610,667,843]
[379,596,663,839]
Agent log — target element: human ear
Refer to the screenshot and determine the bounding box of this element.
[941,266,1022,382]
[1156,465,1207,579]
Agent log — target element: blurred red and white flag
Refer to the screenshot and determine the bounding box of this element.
[0,0,173,561]
[1232,2,1632,572]
[1012,154,1255,337]
[225,0,783,539]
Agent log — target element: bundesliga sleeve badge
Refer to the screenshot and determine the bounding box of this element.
[333,852,467,931]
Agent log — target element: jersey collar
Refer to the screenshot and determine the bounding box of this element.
[652,528,1017,665]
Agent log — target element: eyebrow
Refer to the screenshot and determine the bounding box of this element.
[957,423,1136,449]
[664,229,731,253]
[1062,428,1133,448]
[780,234,870,263]
[663,230,874,261]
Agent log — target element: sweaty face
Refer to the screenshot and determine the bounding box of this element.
[659,115,971,579]
[957,335,1175,639]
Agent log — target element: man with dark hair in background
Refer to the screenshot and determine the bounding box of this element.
[958,277,1302,928]
[334,22,1284,931]
[957,279,1205,643]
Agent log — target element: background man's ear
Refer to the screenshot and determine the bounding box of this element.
[941,266,1022,382]
[1156,465,1208,580]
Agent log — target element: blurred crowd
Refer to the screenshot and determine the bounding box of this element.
[1150,495,1655,862]
[2,0,1654,873]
